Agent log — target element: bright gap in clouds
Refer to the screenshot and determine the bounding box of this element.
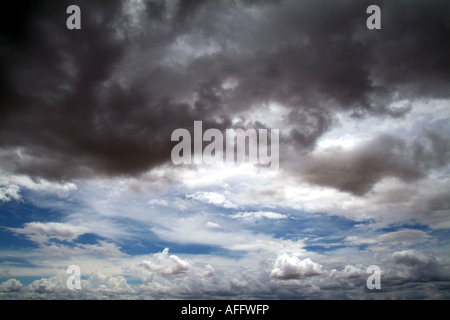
[1,159,450,298]
[317,99,450,151]
[2,119,450,298]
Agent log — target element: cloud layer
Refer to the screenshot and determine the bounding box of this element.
[1,248,449,299]
[1,0,449,183]
[1,0,449,300]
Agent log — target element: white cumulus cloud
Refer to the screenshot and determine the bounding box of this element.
[270,254,324,280]
[143,248,191,277]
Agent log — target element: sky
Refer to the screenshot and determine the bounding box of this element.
[0,0,450,299]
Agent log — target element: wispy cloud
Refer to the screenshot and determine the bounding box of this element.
[231,211,288,221]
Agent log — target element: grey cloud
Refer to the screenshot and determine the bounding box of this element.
[0,279,23,292]
[0,273,135,299]
[300,130,450,195]
[9,222,90,242]
[345,229,430,248]
[376,230,429,246]
[7,221,126,259]
[389,250,450,282]
[1,249,450,299]
[425,193,450,212]
[0,0,449,180]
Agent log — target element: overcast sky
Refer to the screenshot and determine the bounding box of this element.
[1,0,450,299]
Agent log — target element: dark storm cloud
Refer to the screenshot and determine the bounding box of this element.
[301,130,450,195]
[389,250,450,283]
[0,0,449,180]
[0,0,232,179]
